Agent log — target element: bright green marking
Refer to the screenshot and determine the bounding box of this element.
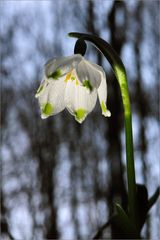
[71,76,75,80]
[74,108,87,123]
[101,101,107,113]
[83,80,93,92]
[36,85,44,94]
[48,69,62,80]
[42,103,53,115]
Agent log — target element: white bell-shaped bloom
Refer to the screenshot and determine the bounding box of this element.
[35,54,111,123]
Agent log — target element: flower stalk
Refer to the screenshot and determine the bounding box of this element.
[68,32,137,227]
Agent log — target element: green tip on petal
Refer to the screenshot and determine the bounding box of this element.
[83,80,93,92]
[48,69,62,80]
[74,108,87,123]
[41,102,53,119]
[71,76,76,80]
[100,101,111,117]
[35,85,44,98]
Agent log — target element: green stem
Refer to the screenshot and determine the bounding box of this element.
[68,32,137,226]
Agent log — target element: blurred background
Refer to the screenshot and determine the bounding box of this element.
[1,0,159,239]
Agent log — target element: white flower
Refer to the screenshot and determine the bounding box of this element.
[35,54,111,123]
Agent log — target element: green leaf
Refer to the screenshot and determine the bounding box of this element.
[148,186,160,210]
[115,203,140,238]
[136,184,148,231]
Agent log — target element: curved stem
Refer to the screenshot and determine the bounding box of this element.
[69,32,137,226]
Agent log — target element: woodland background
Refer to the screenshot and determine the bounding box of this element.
[1,0,160,239]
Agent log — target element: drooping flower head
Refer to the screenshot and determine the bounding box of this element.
[35,54,111,123]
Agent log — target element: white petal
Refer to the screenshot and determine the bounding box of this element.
[37,75,66,119]
[45,54,83,80]
[97,70,111,117]
[76,59,102,91]
[35,78,48,98]
[89,61,105,74]
[64,71,97,123]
